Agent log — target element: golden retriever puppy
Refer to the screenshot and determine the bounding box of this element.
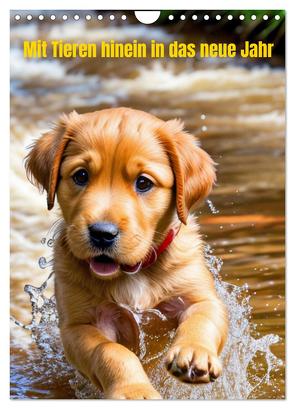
[25,107,228,399]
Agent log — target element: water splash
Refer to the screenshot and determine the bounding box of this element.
[11,271,75,388]
[11,239,283,399]
[38,256,53,269]
[40,219,63,248]
[206,199,220,214]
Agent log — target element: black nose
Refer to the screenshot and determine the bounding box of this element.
[88,222,119,249]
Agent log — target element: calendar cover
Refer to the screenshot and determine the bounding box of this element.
[10,10,285,399]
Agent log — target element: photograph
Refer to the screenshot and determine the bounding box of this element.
[10,9,285,399]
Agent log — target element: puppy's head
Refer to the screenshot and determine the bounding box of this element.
[26,108,215,280]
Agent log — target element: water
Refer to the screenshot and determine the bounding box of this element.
[10,14,285,399]
[207,199,220,214]
[10,213,283,399]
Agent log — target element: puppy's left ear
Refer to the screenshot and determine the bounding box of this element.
[25,111,78,210]
[157,119,216,224]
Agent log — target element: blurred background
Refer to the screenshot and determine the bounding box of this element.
[10,10,285,399]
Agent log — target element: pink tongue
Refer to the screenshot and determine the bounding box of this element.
[89,257,119,276]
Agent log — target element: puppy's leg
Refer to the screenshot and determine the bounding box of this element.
[61,324,161,399]
[165,295,228,383]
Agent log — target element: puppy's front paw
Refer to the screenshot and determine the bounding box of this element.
[105,383,161,399]
[165,344,222,383]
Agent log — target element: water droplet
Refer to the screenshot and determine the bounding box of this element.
[206,199,220,214]
[38,257,53,269]
[47,239,54,247]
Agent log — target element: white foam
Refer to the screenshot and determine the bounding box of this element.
[103,63,284,94]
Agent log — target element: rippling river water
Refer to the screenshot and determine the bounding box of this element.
[10,16,285,399]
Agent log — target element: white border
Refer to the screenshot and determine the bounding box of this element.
[5,0,289,11]
[2,0,293,408]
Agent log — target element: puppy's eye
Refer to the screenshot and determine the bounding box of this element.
[72,169,89,186]
[135,175,154,193]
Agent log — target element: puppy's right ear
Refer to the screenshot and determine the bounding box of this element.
[25,113,77,210]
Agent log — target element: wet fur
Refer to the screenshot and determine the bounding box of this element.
[26,107,228,399]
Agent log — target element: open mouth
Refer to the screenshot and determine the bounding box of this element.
[89,255,119,277]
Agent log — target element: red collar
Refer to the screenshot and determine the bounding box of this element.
[121,224,181,275]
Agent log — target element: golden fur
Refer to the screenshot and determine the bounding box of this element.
[25,107,228,399]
